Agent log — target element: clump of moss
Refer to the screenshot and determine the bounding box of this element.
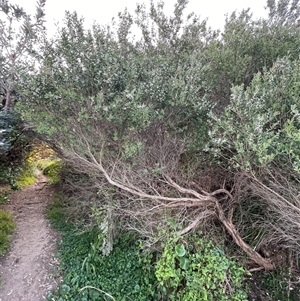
[0,209,15,255]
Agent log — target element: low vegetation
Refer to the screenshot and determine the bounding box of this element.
[47,195,248,301]
[0,191,9,205]
[47,195,157,301]
[261,269,300,301]
[42,159,62,184]
[15,142,62,188]
[16,159,37,188]
[0,209,15,255]
[155,235,248,301]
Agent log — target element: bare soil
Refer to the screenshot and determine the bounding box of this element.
[0,173,60,301]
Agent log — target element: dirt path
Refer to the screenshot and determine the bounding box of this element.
[0,173,60,301]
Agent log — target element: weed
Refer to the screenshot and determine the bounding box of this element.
[36,158,54,170]
[16,173,36,188]
[0,192,9,204]
[47,229,158,301]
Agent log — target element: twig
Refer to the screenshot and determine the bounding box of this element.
[79,286,116,301]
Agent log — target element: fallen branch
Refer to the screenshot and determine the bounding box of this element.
[177,210,214,235]
[69,144,275,270]
[215,201,274,270]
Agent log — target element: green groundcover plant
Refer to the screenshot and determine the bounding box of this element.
[0,209,15,255]
[47,196,248,301]
[156,235,248,301]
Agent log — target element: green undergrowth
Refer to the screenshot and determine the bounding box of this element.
[262,269,300,301]
[155,235,248,301]
[41,159,62,184]
[46,195,157,301]
[0,191,9,204]
[15,151,38,189]
[16,155,62,189]
[0,209,15,255]
[0,162,21,190]
[16,162,37,188]
[47,195,249,301]
[15,142,61,189]
[0,156,35,190]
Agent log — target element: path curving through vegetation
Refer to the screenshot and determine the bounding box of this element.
[0,173,59,301]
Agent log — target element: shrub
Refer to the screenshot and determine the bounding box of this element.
[0,111,23,154]
[209,58,300,257]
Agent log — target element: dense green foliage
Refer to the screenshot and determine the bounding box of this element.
[0,0,46,188]
[42,159,62,184]
[47,196,247,301]
[2,0,300,298]
[0,209,15,255]
[209,57,300,254]
[19,13,213,154]
[0,110,35,189]
[0,111,21,153]
[47,196,158,301]
[18,0,300,153]
[210,58,300,172]
[0,0,45,111]
[155,235,247,301]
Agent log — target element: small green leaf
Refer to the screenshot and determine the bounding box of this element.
[179,257,190,270]
[175,244,186,257]
[60,284,70,295]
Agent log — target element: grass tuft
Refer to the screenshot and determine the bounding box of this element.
[0,209,15,255]
[0,191,9,204]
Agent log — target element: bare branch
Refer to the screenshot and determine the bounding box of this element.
[177,210,214,235]
[215,201,274,270]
